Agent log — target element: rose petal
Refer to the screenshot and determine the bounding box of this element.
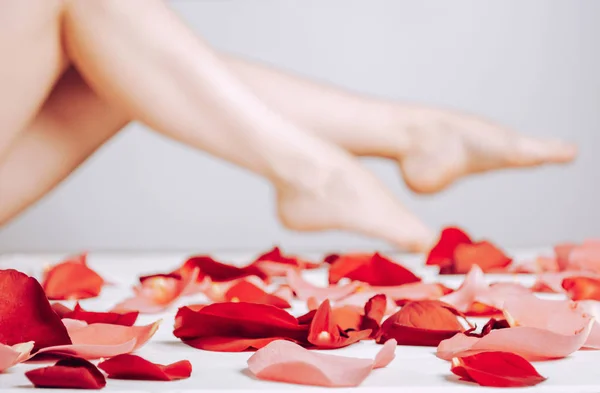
[176,255,268,282]
[173,303,308,352]
[450,351,546,387]
[0,342,34,372]
[0,269,72,351]
[329,253,420,286]
[376,300,470,346]
[367,282,451,305]
[37,321,160,359]
[42,253,104,300]
[503,293,591,334]
[451,241,512,274]
[225,280,291,308]
[555,243,576,270]
[563,276,600,301]
[532,271,600,293]
[426,227,473,267]
[247,339,396,387]
[333,292,397,315]
[272,285,294,303]
[568,241,600,273]
[307,300,371,349]
[286,269,360,302]
[509,256,559,274]
[98,354,192,381]
[113,269,199,314]
[440,266,526,316]
[64,303,138,326]
[502,293,600,349]
[250,247,320,276]
[577,301,600,349]
[437,321,593,360]
[25,356,106,389]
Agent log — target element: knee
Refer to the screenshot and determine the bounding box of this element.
[0,0,64,36]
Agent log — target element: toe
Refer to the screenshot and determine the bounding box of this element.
[509,136,577,167]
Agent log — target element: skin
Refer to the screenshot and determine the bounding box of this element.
[0,0,577,252]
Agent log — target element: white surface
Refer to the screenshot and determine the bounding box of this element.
[1,0,599,253]
[0,251,599,393]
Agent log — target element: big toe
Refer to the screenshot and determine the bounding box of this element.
[510,136,577,166]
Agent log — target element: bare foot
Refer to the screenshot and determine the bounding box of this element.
[275,146,434,252]
[396,107,577,194]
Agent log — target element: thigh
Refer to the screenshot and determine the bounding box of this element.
[0,0,68,158]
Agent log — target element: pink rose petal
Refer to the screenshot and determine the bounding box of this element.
[0,342,34,372]
[366,282,450,304]
[438,293,594,360]
[286,270,360,302]
[569,242,600,273]
[503,294,600,350]
[113,270,199,314]
[532,271,600,293]
[247,339,396,387]
[437,322,593,361]
[37,321,161,359]
[332,292,397,315]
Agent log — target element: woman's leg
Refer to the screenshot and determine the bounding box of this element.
[0,0,67,159]
[61,0,433,250]
[221,55,577,193]
[0,68,128,225]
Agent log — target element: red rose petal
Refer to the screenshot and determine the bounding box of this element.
[376,300,470,346]
[425,227,473,267]
[42,253,104,300]
[286,269,360,302]
[173,303,308,352]
[224,280,291,308]
[323,254,340,265]
[426,227,512,274]
[450,351,546,387]
[247,339,396,387]
[0,269,72,351]
[328,253,420,286]
[452,241,512,274]
[250,247,320,276]
[176,255,268,283]
[563,276,600,301]
[307,300,371,349]
[0,342,34,372]
[37,320,160,359]
[98,354,192,381]
[25,356,106,389]
[64,303,138,326]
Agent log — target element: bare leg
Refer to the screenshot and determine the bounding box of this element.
[0,0,67,159]
[222,55,577,193]
[61,0,433,250]
[0,68,128,225]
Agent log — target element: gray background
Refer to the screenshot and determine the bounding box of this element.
[0,0,598,253]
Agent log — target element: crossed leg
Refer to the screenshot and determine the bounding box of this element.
[0,0,576,251]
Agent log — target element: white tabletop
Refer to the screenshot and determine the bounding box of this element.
[0,250,598,393]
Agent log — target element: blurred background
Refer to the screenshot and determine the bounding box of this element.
[0,0,598,253]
